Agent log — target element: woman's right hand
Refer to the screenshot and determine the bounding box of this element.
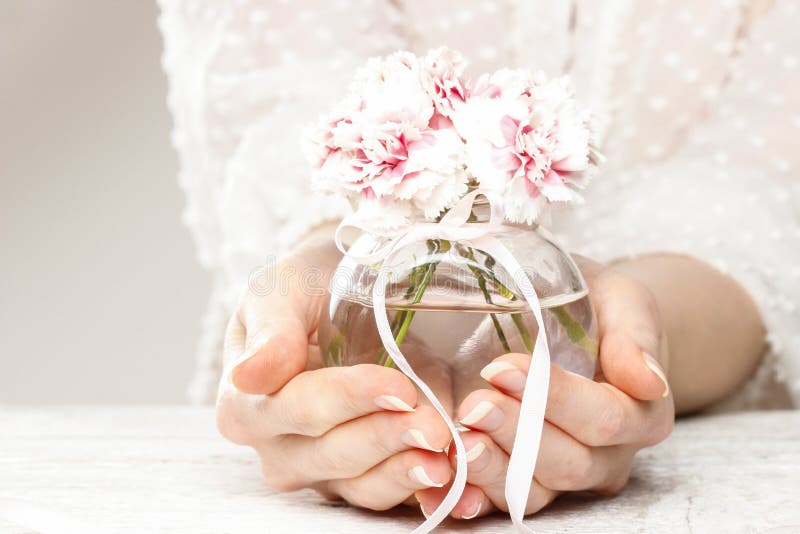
[215,233,452,510]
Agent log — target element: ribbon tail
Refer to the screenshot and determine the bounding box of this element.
[372,264,468,534]
[347,188,548,533]
[472,236,551,534]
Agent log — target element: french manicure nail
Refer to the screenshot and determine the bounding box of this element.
[480,361,527,392]
[408,465,444,487]
[460,400,504,430]
[402,429,443,452]
[375,395,415,412]
[462,502,483,520]
[642,352,670,398]
[420,503,430,519]
[228,332,274,379]
[226,347,261,386]
[465,441,486,463]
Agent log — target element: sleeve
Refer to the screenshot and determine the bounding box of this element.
[561,1,800,408]
[157,0,407,402]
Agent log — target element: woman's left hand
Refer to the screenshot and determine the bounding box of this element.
[416,260,676,519]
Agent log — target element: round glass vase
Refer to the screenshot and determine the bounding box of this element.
[318,207,598,411]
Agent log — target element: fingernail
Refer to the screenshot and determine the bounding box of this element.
[465,441,491,471]
[460,400,504,430]
[228,335,271,384]
[642,352,670,398]
[402,429,443,452]
[420,503,430,519]
[227,351,257,387]
[480,361,527,392]
[465,441,486,463]
[375,395,415,412]
[408,465,444,488]
[462,502,482,520]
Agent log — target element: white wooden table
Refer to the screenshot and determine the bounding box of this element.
[1,406,799,534]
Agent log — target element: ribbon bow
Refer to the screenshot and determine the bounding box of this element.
[332,190,551,533]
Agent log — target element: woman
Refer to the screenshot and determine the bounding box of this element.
[158,0,799,520]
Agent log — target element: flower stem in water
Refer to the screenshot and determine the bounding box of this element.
[482,251,596,357]
[457,245,512,353]
[377,241,440,367]
[549,305,599,357]
[511,313,534,353]
[488,313,512,353]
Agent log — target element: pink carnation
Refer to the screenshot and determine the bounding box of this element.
[421,47,468,118]
[454,72,593,223]
[307,51,468,225]
[305,49,597,226]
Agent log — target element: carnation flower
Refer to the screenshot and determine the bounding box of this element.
[351,51,434,128]
[454,71,594,223]
[421,47,467,118]
[305,48,597,226]
[307,51,470,226]
[469,68,537,100]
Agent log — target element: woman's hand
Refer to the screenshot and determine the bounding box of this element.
[216,231,453,510]
[218,363,455,509]
[417,259,675,519]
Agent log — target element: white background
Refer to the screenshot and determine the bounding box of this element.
[0,2,209,403]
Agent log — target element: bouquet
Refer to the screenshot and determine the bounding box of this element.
[307,47,598,224]
[305,48,601,533]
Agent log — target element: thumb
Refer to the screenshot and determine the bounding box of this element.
[230,312,310,395]
[227,275,315,395]
[599,330,669,401]
[593,272,670,401]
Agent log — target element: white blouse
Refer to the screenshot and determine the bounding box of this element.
[157,0,800,407]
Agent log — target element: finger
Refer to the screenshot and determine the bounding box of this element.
[223,312,246,364]
[591,270,669,400]
[416,483,495,520]
[457,387,637,492]
[327,449,451,511]
[257,364,419,438]
[479,352,535,401]
[537,425,633,492]
[232,311,309,395]
[599,327,670,401]
[477,355,674,447]
[457,388,518,454]
[230,261,318,395]
[278,405,451,484]
[546,364,674,447]
[448,431,558,514]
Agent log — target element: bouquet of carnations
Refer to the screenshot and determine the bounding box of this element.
[305,47,601,533]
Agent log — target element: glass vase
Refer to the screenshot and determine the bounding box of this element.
[318,204,598,411]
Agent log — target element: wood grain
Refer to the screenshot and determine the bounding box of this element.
[1,406,798,533]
